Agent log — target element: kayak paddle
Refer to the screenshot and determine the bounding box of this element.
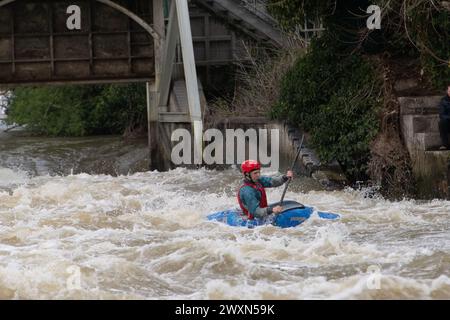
[280,134,304,205]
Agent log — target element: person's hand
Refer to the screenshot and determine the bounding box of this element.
[272,205,283,214]
[286,170,294,179]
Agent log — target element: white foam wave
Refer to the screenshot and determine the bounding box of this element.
[0,169,448,299]
[0,167,29,187]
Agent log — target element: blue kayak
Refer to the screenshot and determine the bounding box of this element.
[207,200,340,228]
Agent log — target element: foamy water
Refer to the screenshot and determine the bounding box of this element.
[0,167,449,299]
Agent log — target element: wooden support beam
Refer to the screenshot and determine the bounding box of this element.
[87,0,93,76]
[153,0,165,87]
[159,111,190,123]
[47,1,55,77]
[148,0,165,170]
[158,0,179,109]
[10,4,15,75]
[0,0,15,8]
[175,0,203,165]
[147,82,159,169]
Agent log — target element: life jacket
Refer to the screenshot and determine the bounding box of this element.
[237,180,268,220]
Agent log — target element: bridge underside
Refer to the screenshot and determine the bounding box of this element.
[0,0,155,85]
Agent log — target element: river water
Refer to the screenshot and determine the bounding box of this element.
[0,121,449,299]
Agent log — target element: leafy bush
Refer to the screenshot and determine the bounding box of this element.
[271,34,382,181]
[6,84,147,136]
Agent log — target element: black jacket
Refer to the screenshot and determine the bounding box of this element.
[439,95,450,120]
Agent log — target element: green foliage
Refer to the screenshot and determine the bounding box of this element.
[271,34,382,180]
[6,84,147,136]
[268,0,371,36]
[372,0,450,87]
[412,4,450,88]
[269,0,450,88]
[89,83,147,135]
[6,86,87,136]
[267,0,332,29]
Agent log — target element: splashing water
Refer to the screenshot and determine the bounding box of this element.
[0,166,449,299]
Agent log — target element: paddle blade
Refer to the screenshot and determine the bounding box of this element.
[317,211,340,220]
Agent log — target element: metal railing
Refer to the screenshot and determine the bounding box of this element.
[295,18,325,43]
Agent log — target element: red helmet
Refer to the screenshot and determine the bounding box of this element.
[241,160,261,174]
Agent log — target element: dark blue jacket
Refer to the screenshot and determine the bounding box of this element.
[439,95,450,121]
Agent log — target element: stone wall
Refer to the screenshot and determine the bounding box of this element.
[399,95,450,198]
[208,116,346,187]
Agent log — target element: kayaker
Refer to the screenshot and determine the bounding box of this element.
[237,160,293,220]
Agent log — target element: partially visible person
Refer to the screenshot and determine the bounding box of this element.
[237,160,293,220]
[438,84,450,150]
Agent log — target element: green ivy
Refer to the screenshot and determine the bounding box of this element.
[271,34,382,181]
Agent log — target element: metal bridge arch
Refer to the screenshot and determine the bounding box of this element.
[0,0,161,41]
